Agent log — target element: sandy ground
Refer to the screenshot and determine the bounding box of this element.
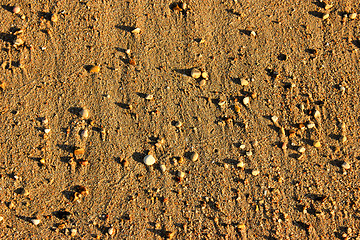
[1,0,360,239]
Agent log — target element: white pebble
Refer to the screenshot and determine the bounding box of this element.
[243,97,250,105]
[177,171,185,179]
[297,146,306,153]
[237,160,245,168]
[191,68,202,79]
[80,129,89,138]
[246,151,253,157]
[307,123,315,129]
[160,164,166,172]
[314,110,321,119]
[44,128,51,134]
[31,218,41,225]
[252,169,260,176]
[341,161,350,170]
[80,108,90,119]
[143,154,156,166]
[145,94,154,100]
[240,79,249,86]
[190,152,199,161]
[239,144,246,149]
[70,229,77,237]
[271,116,278,123]
[108,227,115,235]
[0,216,3,222]
[201,71,209,79]
[349,13,357,20]
[125,49,131,55]
[131,28,141,34]
[250,31,256,37]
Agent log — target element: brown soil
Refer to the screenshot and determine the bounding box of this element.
[1,0,360,239]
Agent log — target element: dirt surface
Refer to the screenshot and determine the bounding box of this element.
[1,0,360,239]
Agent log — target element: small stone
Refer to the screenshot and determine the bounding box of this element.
[218,100,226,106]
[80,108,90,119]
[190,152,199,161]
[314,110,321,119]
[250,31,256,37]
[131,28,141,34]
[175,121,182,128]
[243,97,250,105]
[307,123,315,129]
[80,129,89,138]
[199,79,206,86]
[13,38,24,47]
[240,79,249,86]
[0,216,3,222]
[145,94,154,100]
[322,13,330,20]
[251,169,260,176]
[70,229,77,237]
[160,164,166,172]
[297,146,306,153]
[201,71,209,79]
[340,135,347,143]
[177,171,185,179]
[143,154,156,166]
[341,161,351,170]
[271,116,278,123]
[237,160,245,169]
[108,227,115,235]
[44,128,51,134]
[8,202,15,209]
[51,13,58,22]
[324,4,333,10]
[313,141,321,148]
[74,148,85,156]
[40,158,46,165]
[246,151,253,157]
[349,13,357,20]
[191,68,202,79]
[13,6,21,14]
[31,218,41,225]
[89,65,100,73]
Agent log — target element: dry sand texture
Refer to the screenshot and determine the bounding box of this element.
[1,0,360,239]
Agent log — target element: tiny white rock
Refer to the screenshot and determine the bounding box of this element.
[145,94,154,100]
[239,144,246,149]
[108,227,115,235]
[307,123,315,129]
[246,151,253,157]
[177,171,185,178]
[0,216,3,222]
[240,79,249,86]
[201,71,209,79]
[250,31,256,37]
[314,110,321,119]
[237,160,245,168]
[243,97,250,105]
[160,164,166,172]
[297,146,306,153]
[252,169,260,176]
[125,49,131,55]
[80,108,90,119]
[190,152,199,161]
[80,129,89,138]
[349,13,357,20]
[131,28,141,34]
[191,68,202,79]
[341,161,350,170]
[70,229,77,237]
[271,116,278,123]
[31,218,41,225]
[44,128,51,134]
[144,154,156,166]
